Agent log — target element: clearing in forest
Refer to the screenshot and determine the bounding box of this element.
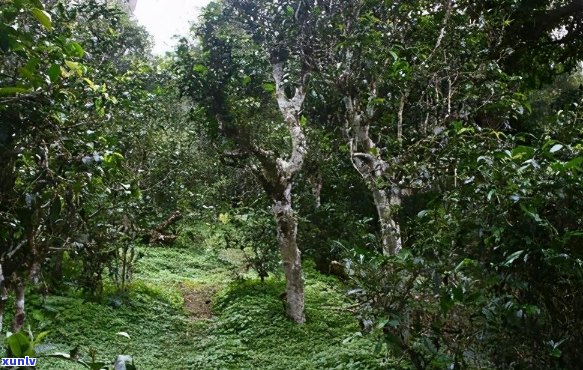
[28,225,388,369]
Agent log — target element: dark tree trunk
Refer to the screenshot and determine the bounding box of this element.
[52,248,64,285]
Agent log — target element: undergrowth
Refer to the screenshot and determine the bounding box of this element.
[191,275,388,370]
[17,224,391,369]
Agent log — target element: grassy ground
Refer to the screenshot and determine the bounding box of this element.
[17,225,391,369]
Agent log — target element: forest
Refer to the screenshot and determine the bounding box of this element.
[1,0,583,369]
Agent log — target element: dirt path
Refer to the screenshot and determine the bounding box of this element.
[179,282,218,320]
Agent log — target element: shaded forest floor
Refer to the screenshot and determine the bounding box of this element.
[24,225,390,369]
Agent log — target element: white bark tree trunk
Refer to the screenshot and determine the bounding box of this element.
[0,264,7,334]
[344,96,403,256]
[273,186,305,323]
[371,187,403,255]
[310,177,322,209]
[269,61,307,323]
[11,277,25,332]
[209,23,310,324]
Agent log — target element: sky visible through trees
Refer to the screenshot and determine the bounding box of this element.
[134,0,210,54]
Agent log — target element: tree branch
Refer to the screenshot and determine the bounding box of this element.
[516,0,583,41]
[272,61,308,176]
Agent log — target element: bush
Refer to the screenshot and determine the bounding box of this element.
[220,208,280,282]
[348,119,583,369]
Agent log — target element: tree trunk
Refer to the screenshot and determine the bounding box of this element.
[149,211,182,245]
[371,187,402,256]
[11,277,25,332]
[309,173,323,209]
[343,94,404,256]
[212,49,309,324]
[52,248,64,285]
[270,60,308,323]
[0,264,7,334]
[272,184,305,324]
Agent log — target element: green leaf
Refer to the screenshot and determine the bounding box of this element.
[520,203,543,223]
[6,332,34,357]
[523,304,540,316]
[66,41,85,58]
[373,339,384,354]
[452,286,464,301]
[0,86,30,95]
[192,64,207,73]
[564,156,583,170]
[486,189,496,201]
[47,64,61,83]
[33,331,50,346]
[18,58,41,85]
[455,258,475,272]
[512,145,534,160]
[89,362,108,370]
[417,210,429,218]
[440,294,454,314]
[104,152,125,167]
[218,213,231,224]
[83,78,97,91]
[503,250,524,266]
[0,25,11,52]
[262,83,275,93]
[65,60,85,76]
[65,60,79,70]
[549,348,562,358]
[451,120,463,133]
[30,0,44,9]
[342,332,362,345]
[31,8,53,31]
[376,318,389,330]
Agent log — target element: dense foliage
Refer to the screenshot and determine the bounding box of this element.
[1,0,582,369]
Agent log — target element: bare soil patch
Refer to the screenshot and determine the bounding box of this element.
[179,282,218,320]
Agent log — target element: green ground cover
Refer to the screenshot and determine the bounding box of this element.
[20,226,390,369]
